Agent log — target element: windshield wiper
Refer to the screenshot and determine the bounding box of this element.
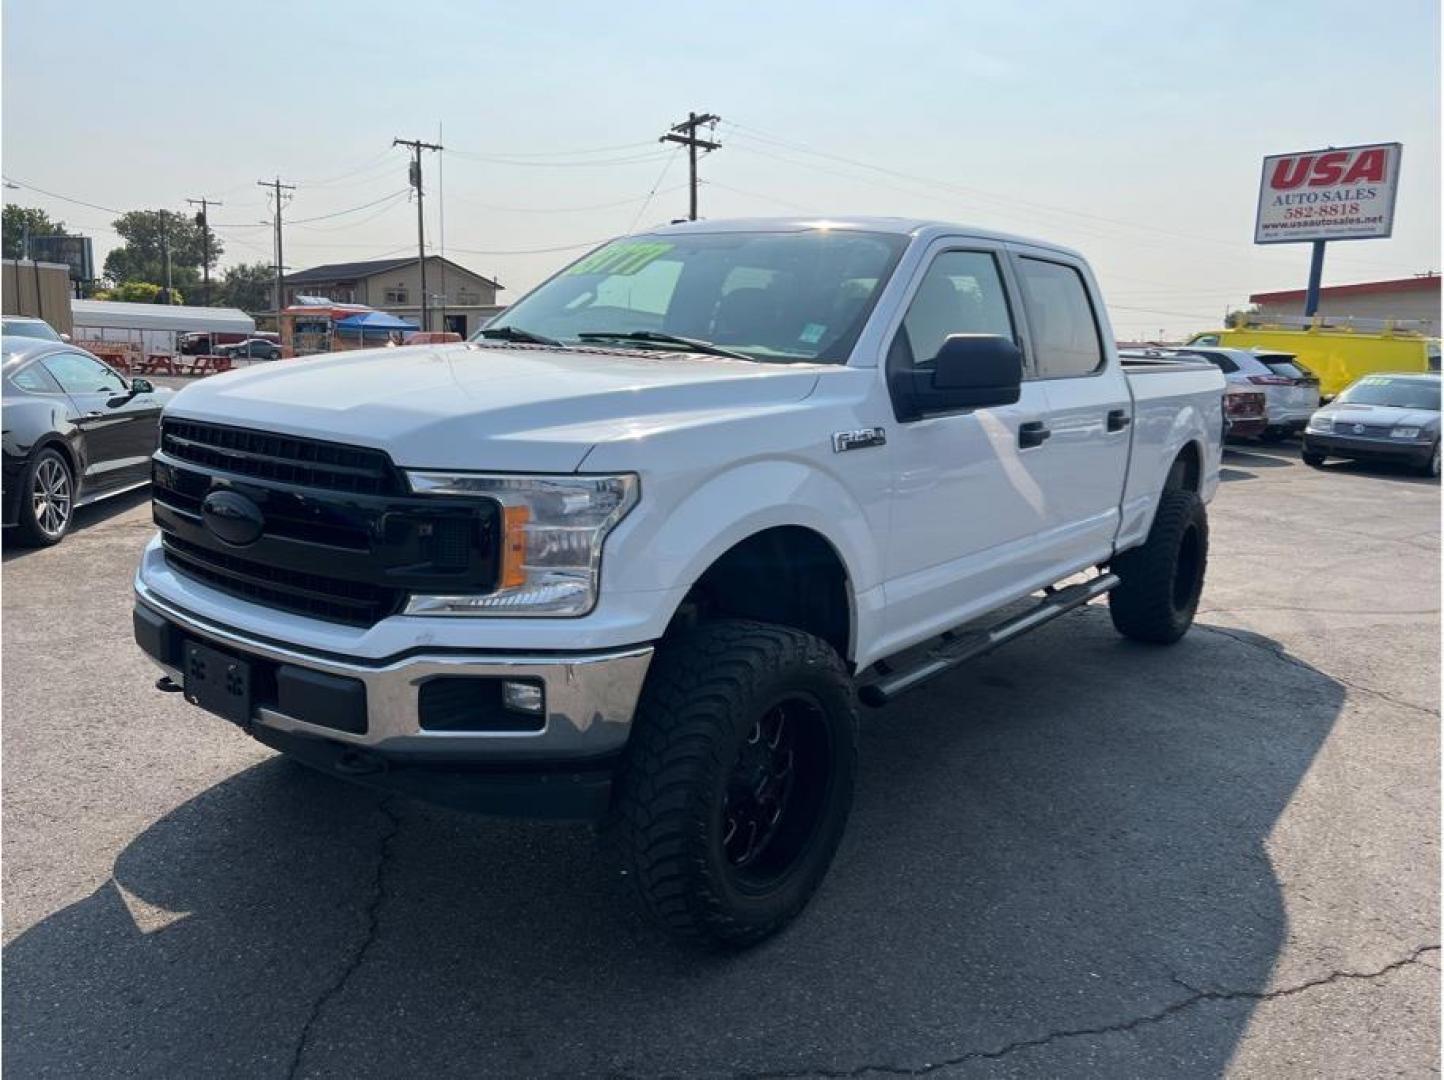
[575,330,754,362]
[477,325,566,347]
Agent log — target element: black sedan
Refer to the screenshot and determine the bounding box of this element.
[2,337,173,545]
[218,338,282,361]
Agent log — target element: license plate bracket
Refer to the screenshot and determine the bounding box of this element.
[183,640,253,726]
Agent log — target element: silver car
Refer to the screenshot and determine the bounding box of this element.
[1176,347,1321,440]
[1302,372,1441,478]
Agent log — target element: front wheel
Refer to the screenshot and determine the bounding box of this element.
[1421,442,1441,479]
[1302,450,1327,468]
[606,620,858,948]
[15,448,74,547]
[1109,488,1208,644]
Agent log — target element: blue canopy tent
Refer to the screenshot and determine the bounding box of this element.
[334,311,418,344]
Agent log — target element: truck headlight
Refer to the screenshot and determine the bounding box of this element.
[1307,414,1334,433]
[402,472,639,616]
[1390,426,1421,439]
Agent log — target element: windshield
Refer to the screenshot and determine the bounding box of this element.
[1335,376,1440,411]
[1261,359,1307,380]
[478,229,909,363]
[2,317,62,342]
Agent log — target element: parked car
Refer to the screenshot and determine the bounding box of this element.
[2,316,66,343]
[218,338,283,361]
[2,337,172,545]
[1222,387,1268,440]
[1303,372,1440,477]
[134,217,1224,947]
[1175,347,1319,439]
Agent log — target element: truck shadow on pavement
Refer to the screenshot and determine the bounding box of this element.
[3,605,1344,1078]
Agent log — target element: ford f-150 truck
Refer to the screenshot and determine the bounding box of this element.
[133,218,1224,947]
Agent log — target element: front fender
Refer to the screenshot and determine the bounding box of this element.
[597,456,888,660]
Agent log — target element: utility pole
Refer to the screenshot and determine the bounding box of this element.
[160,217,173,304]
[393,137,443,331]
[187,197,221,306]
[257,176,296,319]
[660,112,721,221]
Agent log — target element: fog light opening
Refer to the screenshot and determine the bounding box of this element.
[502,680,545,716]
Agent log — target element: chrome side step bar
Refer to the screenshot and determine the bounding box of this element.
[857,573,1119,707]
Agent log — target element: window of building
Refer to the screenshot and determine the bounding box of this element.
[385,287,409,305]
[1015,258,1104,378]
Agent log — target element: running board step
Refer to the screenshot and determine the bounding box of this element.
[857,573,1119,707]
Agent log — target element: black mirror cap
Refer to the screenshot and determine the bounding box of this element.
[893,334,1023,420]
[131,378,154,394]
[932,334,1024,392]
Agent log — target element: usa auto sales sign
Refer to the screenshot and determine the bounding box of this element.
[1254,142,1402,244]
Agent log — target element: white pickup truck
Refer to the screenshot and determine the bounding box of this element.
[133,218,1224,946]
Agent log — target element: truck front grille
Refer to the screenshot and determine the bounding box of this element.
[152,420,500,629]
[162,535,404,627]
[160,418,403,495]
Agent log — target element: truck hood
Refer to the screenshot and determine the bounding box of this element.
[163,343,823,472]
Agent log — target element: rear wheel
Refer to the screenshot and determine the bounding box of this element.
[1258,427,1288,443]
[15,448,74,547]
[1109,489,1208,644]
[1302,451,1327,468]
[606,620,857,948]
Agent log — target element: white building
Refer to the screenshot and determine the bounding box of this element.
[70,300,255,356]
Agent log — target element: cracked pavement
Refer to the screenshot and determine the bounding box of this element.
[3,441,1438,1078]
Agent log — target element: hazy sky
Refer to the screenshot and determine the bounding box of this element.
[3,0,1439,337]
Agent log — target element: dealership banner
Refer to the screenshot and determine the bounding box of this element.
[1254,142,1402,244]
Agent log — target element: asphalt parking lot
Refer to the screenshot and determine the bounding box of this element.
[2,440,1438,1079]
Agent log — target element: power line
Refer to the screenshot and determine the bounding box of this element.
[446,239,610,256]
[1,176,120,215]
[660,112,720,221]
[628,150,683,233]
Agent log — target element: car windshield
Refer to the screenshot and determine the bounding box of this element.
[476,229,910,363]
[1335,376,1440,411]
[2,317,62,342]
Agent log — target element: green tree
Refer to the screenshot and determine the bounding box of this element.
[2,205,69,259]
[102,209,221,294]
[94,280,184,304]
[219,261,274,313]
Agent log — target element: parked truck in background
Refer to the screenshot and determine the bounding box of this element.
[133,218,1224,947]
[1188,317,1439,398]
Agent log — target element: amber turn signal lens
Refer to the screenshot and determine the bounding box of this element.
[500,505,530,589]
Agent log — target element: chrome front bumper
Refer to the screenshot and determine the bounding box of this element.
[135,578,654,762]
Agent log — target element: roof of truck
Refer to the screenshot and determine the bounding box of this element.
[645,216,1084,258]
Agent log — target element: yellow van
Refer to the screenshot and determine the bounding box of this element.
[1186,318,1439,398]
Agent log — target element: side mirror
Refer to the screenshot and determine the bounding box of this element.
[894,334,1023,420]
[131,377,154,394]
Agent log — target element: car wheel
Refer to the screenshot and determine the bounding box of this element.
[605,619,858,949]
[15,448,74,546]
[1302,451,1326,468]
[1258,427,1288,443]
[1422,441,1440,479]
[1108,488,1208,645]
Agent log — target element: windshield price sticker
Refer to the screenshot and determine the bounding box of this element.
[566,241,675,277]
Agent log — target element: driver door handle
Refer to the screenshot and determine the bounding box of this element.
[1018,421,1051,448]
[1107,409,1131,432]
[82,410,104,419]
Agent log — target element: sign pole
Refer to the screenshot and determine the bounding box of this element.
[1303,240,1327,318]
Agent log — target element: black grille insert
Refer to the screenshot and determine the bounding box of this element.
[161,419,402,495]
[162,535,404,627]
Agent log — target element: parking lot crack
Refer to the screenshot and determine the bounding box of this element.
[283,797,401,1080]
[739,946,1439,1078]
[1197,624,1439,717]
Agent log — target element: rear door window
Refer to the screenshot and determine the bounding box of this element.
[9,361,65,394]
[1015,258,1104,378]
